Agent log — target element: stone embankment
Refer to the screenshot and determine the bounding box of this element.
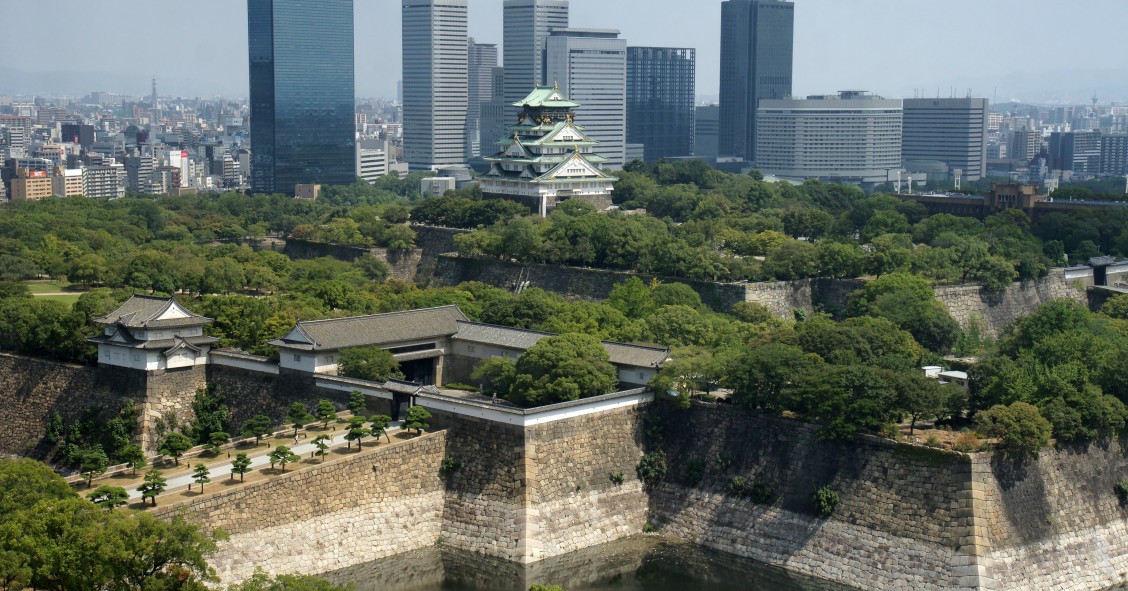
[152,431,448,583]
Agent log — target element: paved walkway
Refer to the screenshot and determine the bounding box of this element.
[127,421,403,500]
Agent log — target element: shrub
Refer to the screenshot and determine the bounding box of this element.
[609,471,625,485]
[439,455,461,474]
[729,476,775,504]
[636,451,667,486]
[682,458,704,486]
[925,434,942,448]
[813,486,839,517]
[1117,480,1128,506]
[975,402,1052,456]
[953,432,981,453]
[728,475,748,496]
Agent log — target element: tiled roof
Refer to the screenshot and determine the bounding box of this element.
[453,321,668,368]
[94,295,212,328]
[267,306,468,351]
[514,85,579,109]
[88,332,218,350]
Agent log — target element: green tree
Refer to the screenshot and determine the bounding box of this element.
[347,390,367,415]
[139,469,168,506]
[119,443,146,476]
[240,414,274,446]
[338,347,405,382]
[471,357,517,395]
[368,415,392,443]
[529,586,567,591]
[316,400,338,429]
[891,372,950,434]
[607,277,656,319]
[312,435,331,462]
[403,406,431,436]
[976,402,1052,455]
[159,432,193,466]
[192,464,211,493]
[79,446,109,488]
[286,402,313,437]
[344,424,371,450]
[86,485,129,510]
[729,343,820,413]
[269,446,301,472]
[231,453,252,481]
[508,333,618,407]
[206,431,231,455]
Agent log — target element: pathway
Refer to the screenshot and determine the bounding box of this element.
[127,421,403,500]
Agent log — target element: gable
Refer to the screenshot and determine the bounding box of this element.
[546,123,589,144]
[154,301,193,320]
[282,326,315,345]
[543,154,605,180]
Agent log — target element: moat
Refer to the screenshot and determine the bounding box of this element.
[320,537,856,591]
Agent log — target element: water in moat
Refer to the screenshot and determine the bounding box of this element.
[318,536,857,591]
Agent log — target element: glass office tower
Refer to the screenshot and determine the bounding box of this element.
[719,0,793,163]
[248,0,355,195]
[627,47,696,162]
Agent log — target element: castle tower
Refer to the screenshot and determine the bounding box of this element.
[480,85,618,217]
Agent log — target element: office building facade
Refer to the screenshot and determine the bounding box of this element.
[1008,129,1041,164]
[627,47,696,162]
[756,92,902,185]
[402,0,468,171]
[546,29,627,168]
[479,67,508,159]
[503,0,569,122]
[902,98,988,182]
[694,105,720,160]
[467,39,499,159]
[719,0,794,162]
[248,0,356,194]
[1049,131,1102,174]
[1100,135,1128,176]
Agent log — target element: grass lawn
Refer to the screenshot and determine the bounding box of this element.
[35,293,82,306]
[22,279,76,294]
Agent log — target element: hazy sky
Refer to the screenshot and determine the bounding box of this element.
[4,0,1127,104]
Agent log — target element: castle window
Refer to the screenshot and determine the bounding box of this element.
[293,354,302,362]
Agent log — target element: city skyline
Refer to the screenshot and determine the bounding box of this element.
[4,0,1128,105]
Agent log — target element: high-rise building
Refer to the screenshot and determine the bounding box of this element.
[467,39,499,159]
[356,140,391,183]
[248,0,355,194]
[83,158,126,199]
[503,0,569,121]
[902,98,988,182]
[10,168,51,201]
[1100,135,1128,176]
[402,0,468,171]
[756,91,902,185]
[51,167,83,198]
[627,47,696,162]
[479,67,509,159]
[1049,131,1102,174]
[1008,129,1041,164]
[719,0,794,162]
[547,29,627,168]
[694,105,720,160]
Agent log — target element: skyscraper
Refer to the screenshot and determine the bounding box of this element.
[627,47,696,162]
[902,98,988,182]
[467,39,499,160]
[503,0,569,120]
[547,29,627,168]
[719,0,794,162]
[402,0,468,171]
[248,0,355,195]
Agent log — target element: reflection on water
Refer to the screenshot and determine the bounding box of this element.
[319,536,856,591]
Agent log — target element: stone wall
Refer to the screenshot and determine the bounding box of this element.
[139,366,208,450]
[648,404,977,591]
[0,354,146,457]
[152,431,448,584]
[933,270,1087,338]
[974,440,1128,591]
[204,365,361,434]
[429,403,650,564]
[282,239,422,282]
[429,254,750,313]
[523,404,649,561]
[741,278,864,320]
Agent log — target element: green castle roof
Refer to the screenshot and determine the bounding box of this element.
[514,85,580,109]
